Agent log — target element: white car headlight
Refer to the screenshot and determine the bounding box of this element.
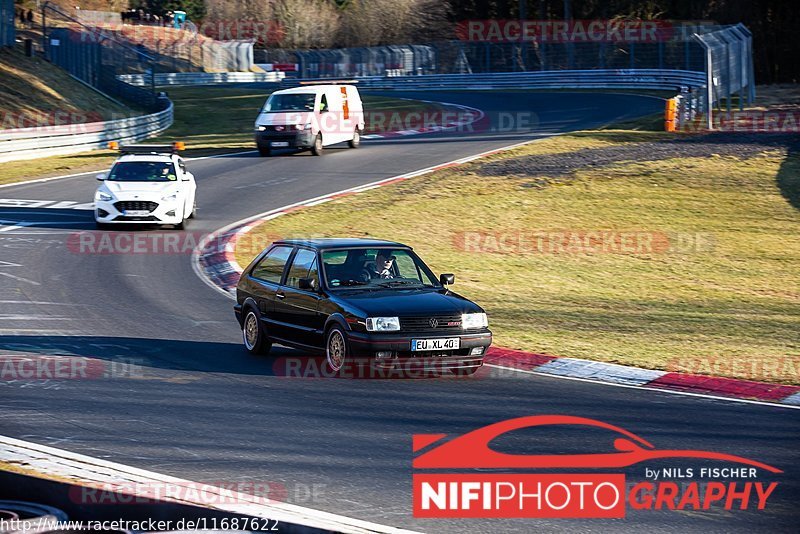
[95,191,113,202]
[366,317,400,332]
[462,313,488,329]
[161,192,178,202]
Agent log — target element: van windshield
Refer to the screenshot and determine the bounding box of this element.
[263,93,315,112]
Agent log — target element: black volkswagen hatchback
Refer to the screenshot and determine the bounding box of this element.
[234,238,492,375]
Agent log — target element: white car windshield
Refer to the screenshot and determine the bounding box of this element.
[107,161,177,182]
[263,93,315,112]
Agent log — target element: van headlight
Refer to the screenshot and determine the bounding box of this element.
[295,122,312,130]
[256,125,267,131]
[462,313,488,329]
[161,192,178,202]
[95,191,113,202]
[366,317,400,332]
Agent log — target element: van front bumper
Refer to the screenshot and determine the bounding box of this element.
[255,129,315,150]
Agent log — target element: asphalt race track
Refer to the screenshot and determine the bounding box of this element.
[0,91,797,533]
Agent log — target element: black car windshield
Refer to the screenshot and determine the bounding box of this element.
[263,93,315,112]
[322,248,440,289]
[107,161,177,182]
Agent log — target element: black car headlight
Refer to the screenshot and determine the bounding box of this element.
[462,313,488,329]
[366,317,400,332]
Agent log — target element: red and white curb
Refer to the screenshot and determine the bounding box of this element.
[193,142,800,410]
[484,348,800,408]
[0,436,419,534]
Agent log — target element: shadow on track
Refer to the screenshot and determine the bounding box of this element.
[0,335,468,380]
[0,207,95,231]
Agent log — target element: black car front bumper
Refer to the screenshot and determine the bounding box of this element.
[347,330,492,371]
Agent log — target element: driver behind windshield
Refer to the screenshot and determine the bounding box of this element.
[373,254,395,279]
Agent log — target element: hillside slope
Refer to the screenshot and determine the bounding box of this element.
[0,47,134,129]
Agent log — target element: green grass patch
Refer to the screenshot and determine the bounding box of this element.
[235,131,800,384]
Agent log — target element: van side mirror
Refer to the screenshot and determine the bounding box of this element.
[299,278,316,291]
[440,273,455,286]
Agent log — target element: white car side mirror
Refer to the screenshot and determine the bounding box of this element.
[96,173,107,181]
[181,172,193,182]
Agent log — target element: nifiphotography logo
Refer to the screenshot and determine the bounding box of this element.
[412,415,781,518]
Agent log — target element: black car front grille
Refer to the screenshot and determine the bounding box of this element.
[400,315,463,333]
[114,201,158,213]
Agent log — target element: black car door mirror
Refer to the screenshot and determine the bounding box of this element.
[299,277,317,291]
[440,273,455,286]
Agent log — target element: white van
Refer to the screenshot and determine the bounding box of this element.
[254,85,365,156]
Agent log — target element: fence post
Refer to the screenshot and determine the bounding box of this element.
[40,4,46,59]
[693,33,714,130]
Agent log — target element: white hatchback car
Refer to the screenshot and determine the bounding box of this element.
[94,143,196,230]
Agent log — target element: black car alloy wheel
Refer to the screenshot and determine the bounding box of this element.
[326,326,347,373]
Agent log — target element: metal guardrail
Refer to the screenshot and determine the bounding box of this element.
[0,98,173,163]
[279,69,706,92]
[119,71,285,87]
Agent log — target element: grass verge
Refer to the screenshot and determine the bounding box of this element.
[234,130,800,384]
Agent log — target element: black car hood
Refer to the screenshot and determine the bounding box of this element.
[333,288,482,317]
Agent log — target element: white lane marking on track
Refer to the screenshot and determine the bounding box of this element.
[0,272,41,285]
[0,435,421,534]
[484,364,800,411]
[0,199,94,209]
[0,224,30,233]
[0,315,71,321]
[0,259,40,285]
[0,300,89,305]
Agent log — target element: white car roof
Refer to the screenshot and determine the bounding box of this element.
[115,154,175,164]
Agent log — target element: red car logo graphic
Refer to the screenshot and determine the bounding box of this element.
[413,415,782,472]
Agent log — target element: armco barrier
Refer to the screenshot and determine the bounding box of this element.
[119,71,286,87]
[280,69,706,93]
[0,99,173,163]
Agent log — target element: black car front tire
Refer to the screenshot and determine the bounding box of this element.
[325,326,349,375]
[243,309,272,355]
[258,146,272,157]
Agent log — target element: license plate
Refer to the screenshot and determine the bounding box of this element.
[270,141,289,147]
[124,210,150,216]
[411,338,460,351]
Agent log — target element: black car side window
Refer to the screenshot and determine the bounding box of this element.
[251,246,293,284]
[285,248,318,288]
